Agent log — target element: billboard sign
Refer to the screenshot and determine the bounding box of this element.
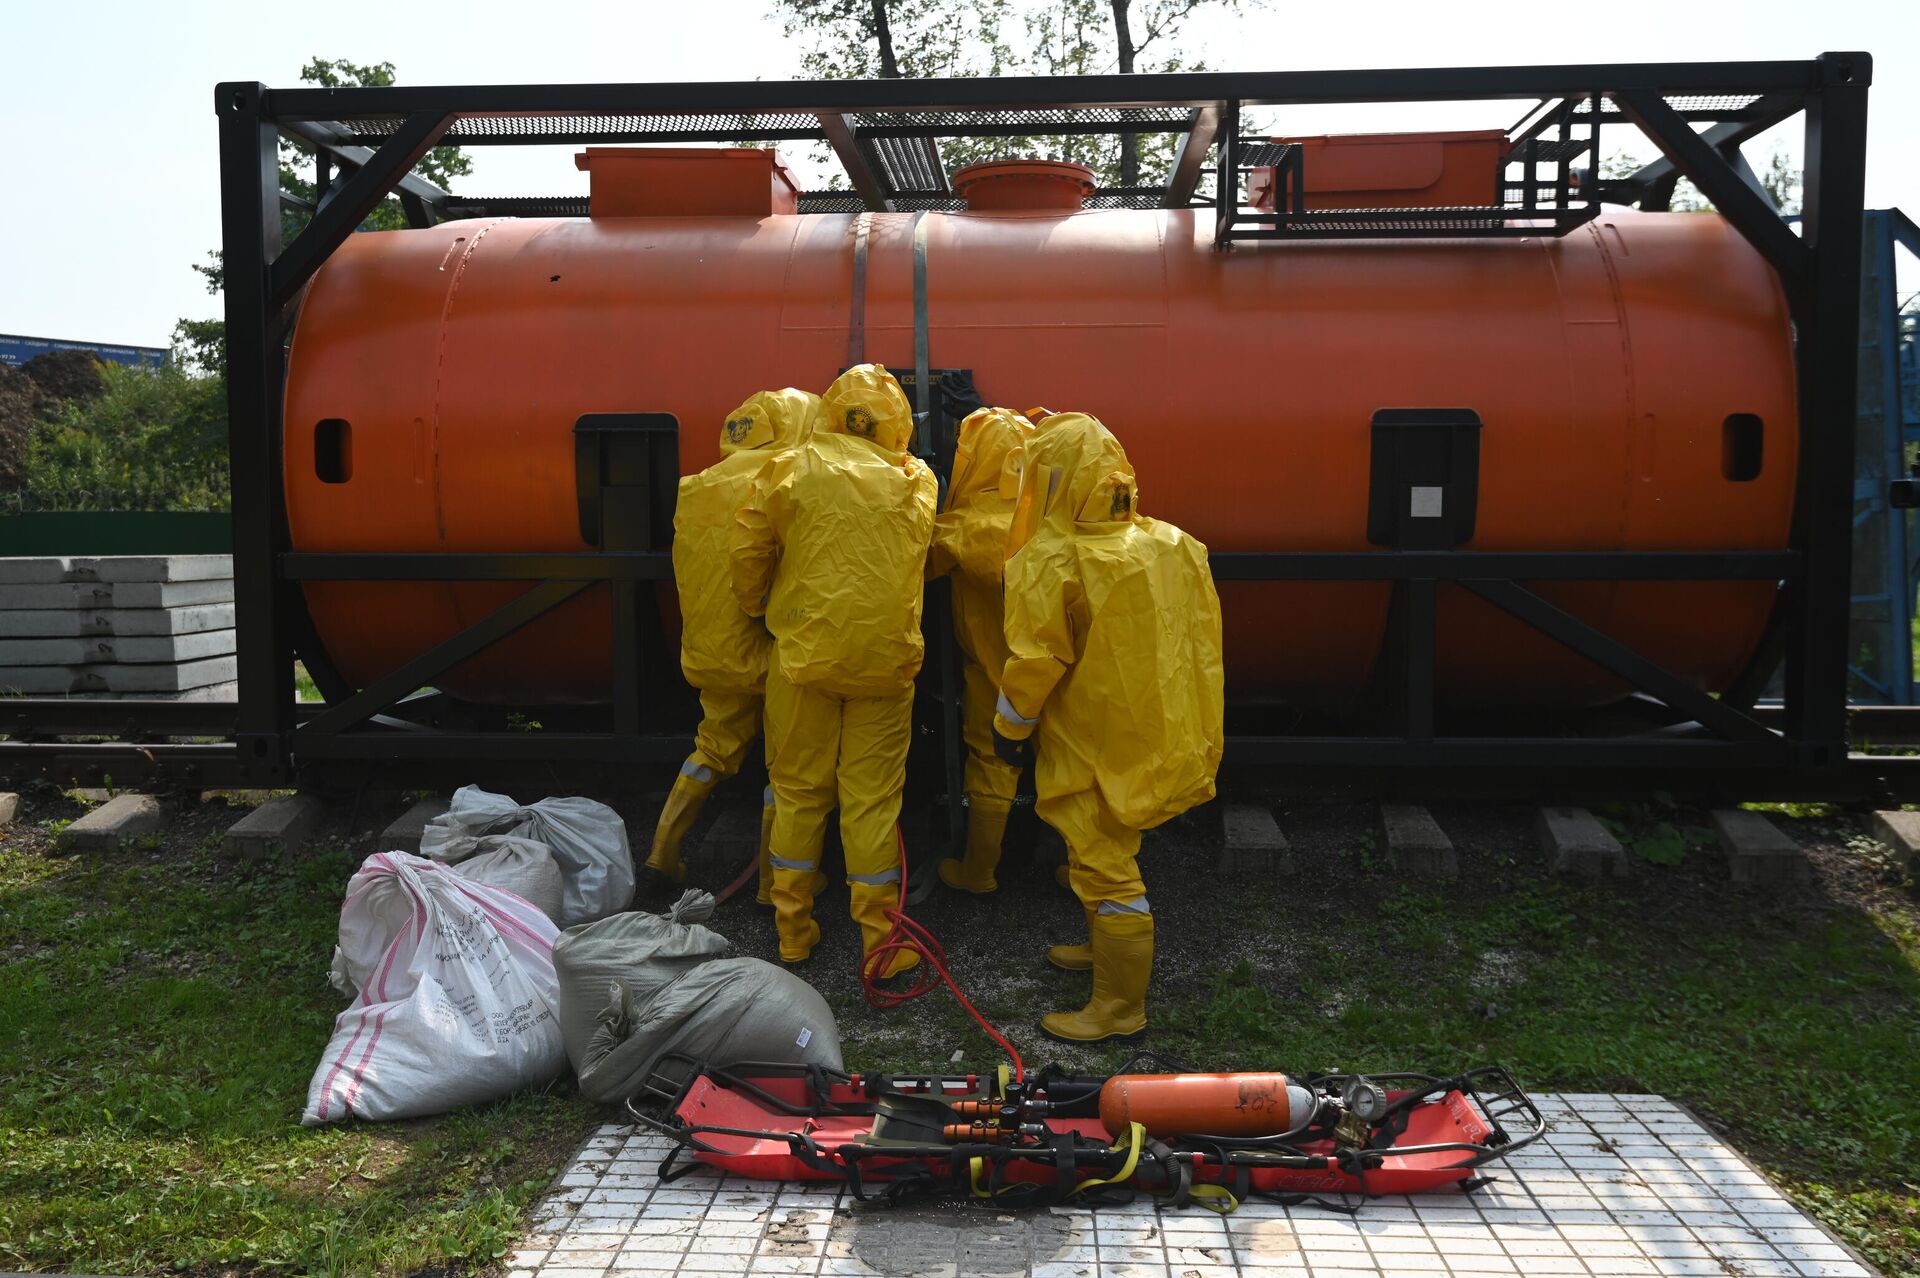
[0,333,168,370]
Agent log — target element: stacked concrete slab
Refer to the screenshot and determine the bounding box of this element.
[0,555,236,698]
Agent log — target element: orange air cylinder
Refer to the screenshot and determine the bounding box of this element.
[281,144,1797,710]
[1099,1073,1319,1139]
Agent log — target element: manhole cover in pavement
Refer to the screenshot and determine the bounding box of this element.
[837,1204,1077,1277]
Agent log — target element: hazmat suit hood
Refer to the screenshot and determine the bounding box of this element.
[947,407,1033,509]
[819,364,916,455]
[719,388,818,457]
[674,389,821,694]
[994,410,1224,832]
[1006,412,1138,559]
[931,405,1035,815]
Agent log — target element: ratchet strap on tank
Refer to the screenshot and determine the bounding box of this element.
[844,208,930,457]
[911,209,932,457]
[847,213,871,366]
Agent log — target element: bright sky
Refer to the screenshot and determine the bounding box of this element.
[2,0,1915,349]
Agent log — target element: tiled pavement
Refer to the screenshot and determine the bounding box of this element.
[510,1093,1876,1278]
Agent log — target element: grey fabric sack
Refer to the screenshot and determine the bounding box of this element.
[553,890,843,1105]
[448,835,565,923]
[420,785,635,927]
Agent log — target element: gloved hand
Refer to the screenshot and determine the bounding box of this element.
[992,722,1034,769]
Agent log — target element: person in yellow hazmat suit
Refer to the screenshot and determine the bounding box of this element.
[733,364,938,977]
[991,413,1225,1043]
[642,388,819,899]
[927,406,1034,894]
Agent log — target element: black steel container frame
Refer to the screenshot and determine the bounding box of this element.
[0,55,1883,795]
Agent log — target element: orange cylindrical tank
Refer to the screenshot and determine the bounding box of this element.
[1099,1073,1317,1138]
[282,172,1796,708]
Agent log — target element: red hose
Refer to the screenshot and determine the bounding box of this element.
[715,853,761,904]
[859,827,1026,1082]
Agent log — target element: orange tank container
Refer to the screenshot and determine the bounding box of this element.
[282,142,1796,708]
[1099,1072,1312,1138]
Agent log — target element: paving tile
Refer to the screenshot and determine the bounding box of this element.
[1359,1220,1431,1239]
[515,1099,1869,1278]
[1637,1239,1714,1258]
[1365,1237,1439,1255]
[1295,1233,1369,1252]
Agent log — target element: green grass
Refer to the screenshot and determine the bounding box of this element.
[713,798,1920,1275]
[1150,873,1920,1275]
[4,790,1918,1275]
[293,662,322,703]
[0,805,595,1276]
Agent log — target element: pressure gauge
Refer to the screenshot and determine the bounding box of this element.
[1343,1078,1389,1124]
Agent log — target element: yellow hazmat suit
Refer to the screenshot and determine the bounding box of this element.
[643,389,818,891]
[733,365,938,976]
[992,413,1225,1042]
[928,407,1033,893]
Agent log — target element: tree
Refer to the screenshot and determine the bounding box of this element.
[1,362,229,514]
[1599,141,1801,217]
[179,60,466,398]
[189,58,469,302]
[1105,1,1230,186]
[278,59,472,236]
[10,58,460,513]
[1757,145,1801,216]
[1017,0,1231,186]
[771,0,1012,81]
[769,0,1247,188]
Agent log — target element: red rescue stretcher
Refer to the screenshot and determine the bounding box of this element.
[626,1054,1546,1213]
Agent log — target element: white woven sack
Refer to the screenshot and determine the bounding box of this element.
[448,835,565,923]
[303,852,565,1125]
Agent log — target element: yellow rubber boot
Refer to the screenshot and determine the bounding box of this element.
[938,798,1012,894]
[1041,911,1152,1044]
[754,794,776,907]
[645,770,716,882]
[1046,905,1096,972]
[850,883,920,979]
[771,864,822,964]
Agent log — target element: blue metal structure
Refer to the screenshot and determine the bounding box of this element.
[1849,209,1920,703]
[0,333,167,370]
